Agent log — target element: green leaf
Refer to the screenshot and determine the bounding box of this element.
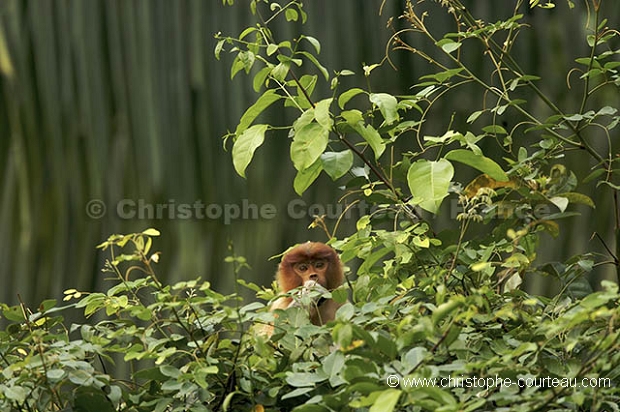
[583,168,606,184]
[565,113,584,121]
[558,192,595,208]
[300,35,321,54]
[420,68,464,83]
[238,26,257,41]
[235,90,282,135]
[160,365,181,378]
[3,385,27,403]
[338,88,365,109]
[291,122,329,171]
[370,389,401,412]
[46,369,66,381]
[252,66,271,92]
[407,159,454,214]
[341,109,364,125]
[596,106,617,116]
[286,371,327,387]
[285,7,298,21]
[482,125,508,135]
[369,93,399,125]
[432,298,463,325]
[467,110,485,124]
[341,109,385,159]
[133,367,167,381]
[232,124,268,177]
[417,387,458,405]
[436,38,462,54]
[271,61,290,81]
[142,228,160,236]
[321,150,353,180]
[294,158,323,195]
[314,98,333,130]
[445,149,508,182]
[38,299,57,312]
[358,124,385,160]
[298,50,329,80]
[266,43,278,56]
[549,196,569,212]
[230,51,255,78]
[2,305,26,322]
[402,347,428,372]
[281,387,315,400]
[293,109,316,133]
[214,39,225,60]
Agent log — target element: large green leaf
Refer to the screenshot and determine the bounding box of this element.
[291,122,329,171]
[370,389,401,412]
[444,149,508,182]
[321,150,353,180]
[232,124,268,177]
[407,159,454,214]
[293,158,323,195]
[369,93,399,125]
[235,89,281,135]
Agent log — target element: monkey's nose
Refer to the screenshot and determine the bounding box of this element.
[309,273,318,281]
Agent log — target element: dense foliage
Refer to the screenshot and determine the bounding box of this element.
[1,0,620,410]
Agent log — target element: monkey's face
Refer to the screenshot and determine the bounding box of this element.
[292,259,329,286]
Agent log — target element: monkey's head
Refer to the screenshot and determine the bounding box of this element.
[277,242,344,291]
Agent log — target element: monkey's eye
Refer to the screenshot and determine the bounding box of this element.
[313,260,326,269]
[295,263,310,272]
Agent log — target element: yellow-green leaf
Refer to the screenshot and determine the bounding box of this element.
[321,150,353,180]
[291,122,329,171]
[235,90,281,135]
[232,124,269,177]
[293,158,323,195]
[407,159,454,214]
[445,149,508,182]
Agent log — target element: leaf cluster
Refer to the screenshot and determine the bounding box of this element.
[1,230,620,411]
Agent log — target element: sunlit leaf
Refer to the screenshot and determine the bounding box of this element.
[321,150,353,180]
[293,158,323,195]
[407,159,454,214]
[369,389,401,412]
[314,98,333,130]
[232,124,269,177]
[549,196,569,212]
[235,90,282,135]
[300,35,321,53]
[291,122,329,171]
[369,93,399,125]
[436,38,462,54]
[298,50,329,80]
[338,88,365,109]
[445,149,508,182]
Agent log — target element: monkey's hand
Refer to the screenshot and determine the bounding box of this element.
[288,281,330,308]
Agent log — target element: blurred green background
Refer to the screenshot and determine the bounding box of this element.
[0,0,618,307]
